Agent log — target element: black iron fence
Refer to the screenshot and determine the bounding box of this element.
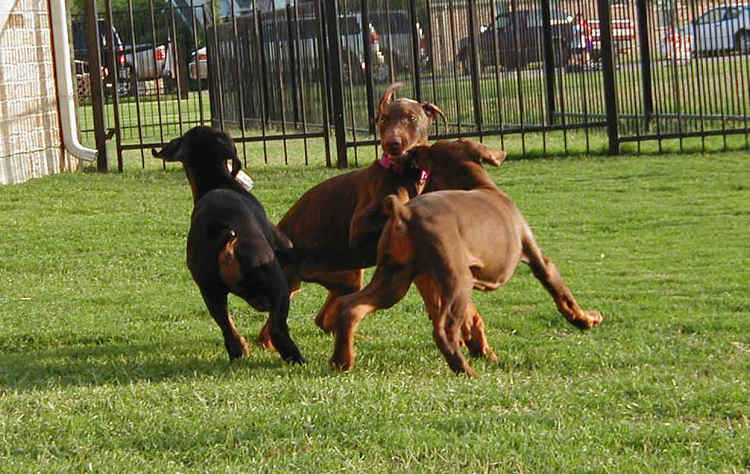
[75,0,750,170]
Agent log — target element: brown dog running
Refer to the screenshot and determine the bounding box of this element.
[257,82,446,348]
[329,139,603,376]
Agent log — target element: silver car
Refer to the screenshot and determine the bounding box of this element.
[687,3,750,54]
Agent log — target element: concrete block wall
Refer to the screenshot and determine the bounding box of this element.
[0,0,78,185]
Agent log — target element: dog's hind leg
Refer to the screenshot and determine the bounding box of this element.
[199,287,249,360]
[250,262,305,364]
[461,301,497,361]
[329,264,413,371]
[521,225,603,330]
[416,275,478,376]
[257,268,302,351]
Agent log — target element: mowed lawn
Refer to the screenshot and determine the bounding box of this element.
[0,149,748,472]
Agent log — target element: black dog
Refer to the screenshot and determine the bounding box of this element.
[152,126,304,364]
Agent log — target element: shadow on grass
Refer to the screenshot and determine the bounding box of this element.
[0,341,284,391]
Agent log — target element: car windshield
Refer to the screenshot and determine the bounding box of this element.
[369,12,411,34]
[696,7,726,24]
[527,10,570,27]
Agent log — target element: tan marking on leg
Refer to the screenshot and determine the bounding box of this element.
[218,237,242,287]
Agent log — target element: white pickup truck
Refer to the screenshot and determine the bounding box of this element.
[122,42,175,81]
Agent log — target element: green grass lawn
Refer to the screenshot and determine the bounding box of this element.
[1,149,748,471]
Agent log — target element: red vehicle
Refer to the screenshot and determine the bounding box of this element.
[587,18,635,60]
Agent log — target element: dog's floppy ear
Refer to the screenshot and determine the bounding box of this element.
[230,153,241,178]
[211,130,240,177]
[422,102,447,130]
[376,82,404,121]
[458,139,506,167]
[406,144,433,171]
[151,137,185,162]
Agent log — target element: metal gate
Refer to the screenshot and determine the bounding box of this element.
[76,0,750,171]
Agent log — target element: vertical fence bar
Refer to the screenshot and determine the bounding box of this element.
[596,0,619,154]
[448,0,462,134]
[272,3,289,164]
[249,0,267,161]
[86,0,108,171]
[489,0,505,149]
[317,0,332,167]
[325,0,348,168]
[466,0,482,136]
[230,0,248,163]
[286,4,300,127]
[169,0,184,135]
[636,0,652,132]
[541,0,555,126]
[408,0,422,101]
[210,0,225,130]
[104,0,123,170]
[425,0,441,135]
[126,0,145,165]
[292,1,310,164]
[360,0,376,135]
[192,2,206,126]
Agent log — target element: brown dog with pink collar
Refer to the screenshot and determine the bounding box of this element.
[257,83,446,347]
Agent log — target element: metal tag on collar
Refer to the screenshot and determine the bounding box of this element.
[235,170,254,191]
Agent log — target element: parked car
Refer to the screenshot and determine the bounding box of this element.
[660,29,694,61]
[456,10,574,73]
[189,46,208,80]
[684,4,750,55]
[587,17,635,60]
[367,10,427,74]
[71,19,131,96]
[121,42,172,82]
[260,11,386,84]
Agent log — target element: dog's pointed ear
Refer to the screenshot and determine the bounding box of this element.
[407,144,433,171]
[422,102,447,129]
[376,82,405,121]
[151,137,185,162]
[458,139,507,167]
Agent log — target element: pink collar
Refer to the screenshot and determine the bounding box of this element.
[378,153,429,184]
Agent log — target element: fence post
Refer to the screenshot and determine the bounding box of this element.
[408,0,422,101]
[466,0,482,134]
[86,0,108,171]
[636,0,653,131]
[325,0,348,168]
[104,0,123,171]
[540,0,556,124]
[596,0,619,154]
[360,0,376,134]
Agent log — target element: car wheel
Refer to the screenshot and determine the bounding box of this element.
[461,56,481,76]
[342,57,363,85]
[553,41,571,67]
[372,62,390,83]
[736,31,750,54]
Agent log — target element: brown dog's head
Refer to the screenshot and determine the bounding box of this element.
[151,126,241,178]
[376,82,446,167]
[408,139,507,192]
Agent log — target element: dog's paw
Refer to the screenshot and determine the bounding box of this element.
[283,352,306,365]
[329,355,354,372]
[581,310,603,329]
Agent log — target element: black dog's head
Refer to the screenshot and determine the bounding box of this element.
[152,126,241,178]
